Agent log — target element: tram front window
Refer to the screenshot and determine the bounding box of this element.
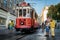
[19,9,26,17]
[19,9,22,17]
[26,9,31,17]
[19,9,32,17]
[23,9,26,17]
[30,9,33,18]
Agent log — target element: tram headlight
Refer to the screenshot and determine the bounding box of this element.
[21,22,23,24]
[20,22,24,25]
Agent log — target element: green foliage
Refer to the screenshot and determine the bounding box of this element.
[47,3,60,20]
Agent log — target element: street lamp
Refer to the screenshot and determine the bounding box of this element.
[57,12,59,15]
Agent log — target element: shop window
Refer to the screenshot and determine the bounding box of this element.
[14,0,16,4]
[4,0,7,7]
[0,17,6,25]
[9,0,12,8]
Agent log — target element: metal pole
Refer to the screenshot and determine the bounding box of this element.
[18,9,19,17]
[22,7,23,17]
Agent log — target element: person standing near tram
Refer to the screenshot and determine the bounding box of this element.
[41,22,45,32]
[8,20,14,33]
[45,20,50,36]
[50,18,56,37]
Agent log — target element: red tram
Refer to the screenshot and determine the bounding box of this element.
[15,2,39,32]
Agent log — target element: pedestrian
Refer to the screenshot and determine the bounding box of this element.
[8,20,14,33]
[42,22,45,32]
[45,21,50,37]
[50,19,56,37]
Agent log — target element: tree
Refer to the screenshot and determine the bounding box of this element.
[47,3,60,20]
[47,5,57,20]
[55,3,60,20]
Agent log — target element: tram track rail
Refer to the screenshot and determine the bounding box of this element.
[16,32,35,40]
[4,30,35,40]
[16,35,27,40]
[5,33,28,40]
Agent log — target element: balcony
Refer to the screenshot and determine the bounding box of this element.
[0,3,9,12]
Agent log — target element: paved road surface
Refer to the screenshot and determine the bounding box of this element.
[0,29,60,40]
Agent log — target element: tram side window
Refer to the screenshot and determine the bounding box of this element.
[30,9,33,18]
[19,9,22,17]
[23,9,26,17]
[26,9,31,17]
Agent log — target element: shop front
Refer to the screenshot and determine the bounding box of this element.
[0,9,7,29]
[0,17,6,29]
[0,9,16,29]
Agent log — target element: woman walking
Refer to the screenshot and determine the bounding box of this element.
[50,19,56,37]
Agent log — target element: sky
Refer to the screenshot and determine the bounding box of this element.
[25,0,60,15]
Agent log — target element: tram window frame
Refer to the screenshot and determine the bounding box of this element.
[26,9,31,17]
[23,9,26,17]
[19,9,22,17]
[30,9,33,18]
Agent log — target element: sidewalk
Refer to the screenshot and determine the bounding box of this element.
[0,28,16,35]
[55,29,60,32]
[0,28,9,34]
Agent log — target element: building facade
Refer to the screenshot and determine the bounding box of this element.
[0,9,16,29]
[40,6,49,23]
[0,0,24,15]
[0,0,24,29]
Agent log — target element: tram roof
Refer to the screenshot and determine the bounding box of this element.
[16,6,33,9]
